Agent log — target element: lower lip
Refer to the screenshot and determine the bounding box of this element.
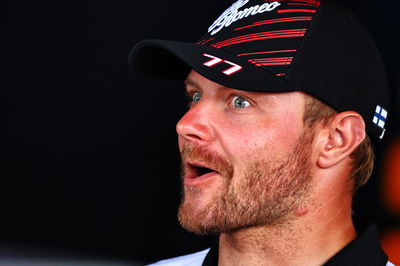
[183,171,219,187]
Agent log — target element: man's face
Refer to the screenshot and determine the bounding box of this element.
[176,70,315,234]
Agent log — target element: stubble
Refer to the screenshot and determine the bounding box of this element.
[178,129,315,235]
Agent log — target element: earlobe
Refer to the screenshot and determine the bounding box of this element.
[317,112,365,169]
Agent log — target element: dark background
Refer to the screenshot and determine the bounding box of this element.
[4,0,400,264]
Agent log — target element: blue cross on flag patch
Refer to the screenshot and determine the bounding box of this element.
[373,105,387,129]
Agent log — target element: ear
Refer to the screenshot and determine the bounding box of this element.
[317,112,366,169]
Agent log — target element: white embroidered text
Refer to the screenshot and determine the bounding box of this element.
[208,0,281,35]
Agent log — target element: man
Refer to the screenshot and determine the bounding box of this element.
[129,0,393,265]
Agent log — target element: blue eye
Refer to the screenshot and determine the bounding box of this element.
[192,92,202,104]
[232,96,250,108]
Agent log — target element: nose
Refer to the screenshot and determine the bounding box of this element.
[176,102,214,144]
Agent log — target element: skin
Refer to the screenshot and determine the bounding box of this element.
[176,70,366,266]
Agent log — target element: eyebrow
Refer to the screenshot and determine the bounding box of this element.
[183,78,201,91]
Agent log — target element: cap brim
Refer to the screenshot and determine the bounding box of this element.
[128,39,298,93]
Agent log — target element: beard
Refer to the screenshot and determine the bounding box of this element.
[178,129,315,235]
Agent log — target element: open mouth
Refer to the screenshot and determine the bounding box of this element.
[183,162,220,187]
[188,163,217,178]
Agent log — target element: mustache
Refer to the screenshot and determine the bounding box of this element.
[180,143,234,178]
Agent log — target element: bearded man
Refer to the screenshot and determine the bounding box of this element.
[129,0,392,265]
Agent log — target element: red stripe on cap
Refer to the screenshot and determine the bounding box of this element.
[198,38,214,45]
[218,29,304,43]
[304,0,320,5]
[276,73,286,76]
[252,16,312,25]
[291,0,320,6]
[235,16,312,31]
[237,49,297,56]
[213,29,305,45]
[264,0,320,4]
[278,9,317,13]
[250,57,293,66]
[249,57,293,62]
[213,33,305,48]
[212,29,306,48]
[249,58,293,65]
[287,2,318,7]
[254,61,292,66]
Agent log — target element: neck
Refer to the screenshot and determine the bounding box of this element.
[218,191,357,266]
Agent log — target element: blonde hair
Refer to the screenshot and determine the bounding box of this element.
[303,94,375,191]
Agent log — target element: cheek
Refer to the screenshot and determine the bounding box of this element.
[178,136,184,151]
[276,112,303,144]
[218,115,303,169]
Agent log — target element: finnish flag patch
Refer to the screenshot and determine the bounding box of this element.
[373,105,387,129]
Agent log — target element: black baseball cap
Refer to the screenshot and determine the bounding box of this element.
[129,0,389,140]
